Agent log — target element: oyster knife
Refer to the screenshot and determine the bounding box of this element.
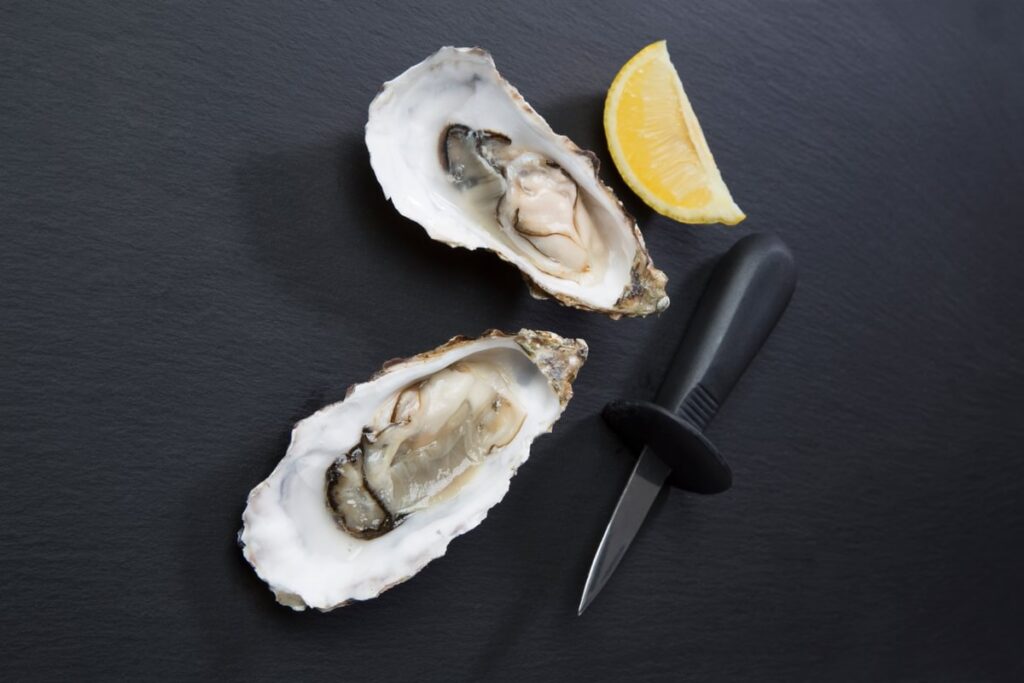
[578,233,797,615]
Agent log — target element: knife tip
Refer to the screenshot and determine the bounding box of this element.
[576,593,592,616]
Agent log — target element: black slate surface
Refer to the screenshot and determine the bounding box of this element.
[3,1,1023,681]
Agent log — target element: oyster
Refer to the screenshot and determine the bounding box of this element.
[240,330,587,610]
[366,47,669,318]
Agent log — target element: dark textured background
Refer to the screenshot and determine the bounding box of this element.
[3,1,1023,681]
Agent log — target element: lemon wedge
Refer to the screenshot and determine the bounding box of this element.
[605,40,744,225]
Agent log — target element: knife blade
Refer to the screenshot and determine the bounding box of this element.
[577,448,669,615]
[577,233,797,615]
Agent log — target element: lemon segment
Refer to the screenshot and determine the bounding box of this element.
[605,41,745,225]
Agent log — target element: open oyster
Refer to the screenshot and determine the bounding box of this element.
[366,47,669,318]
[240,330,586,610]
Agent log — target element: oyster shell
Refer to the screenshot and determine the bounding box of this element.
[366,47,669,318]
[239,329,587,610]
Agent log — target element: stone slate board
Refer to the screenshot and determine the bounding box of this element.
[2,1,1023,681]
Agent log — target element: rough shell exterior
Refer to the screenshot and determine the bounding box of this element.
[355,329,587,408]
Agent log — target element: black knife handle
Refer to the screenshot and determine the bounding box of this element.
[655,233,797,430]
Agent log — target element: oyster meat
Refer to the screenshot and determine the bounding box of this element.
[239,330,586,610]
[366,47,669,318]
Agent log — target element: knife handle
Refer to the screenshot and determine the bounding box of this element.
[656,233,797,431]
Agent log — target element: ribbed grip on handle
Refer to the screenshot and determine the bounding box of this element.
[678,383,718,432]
